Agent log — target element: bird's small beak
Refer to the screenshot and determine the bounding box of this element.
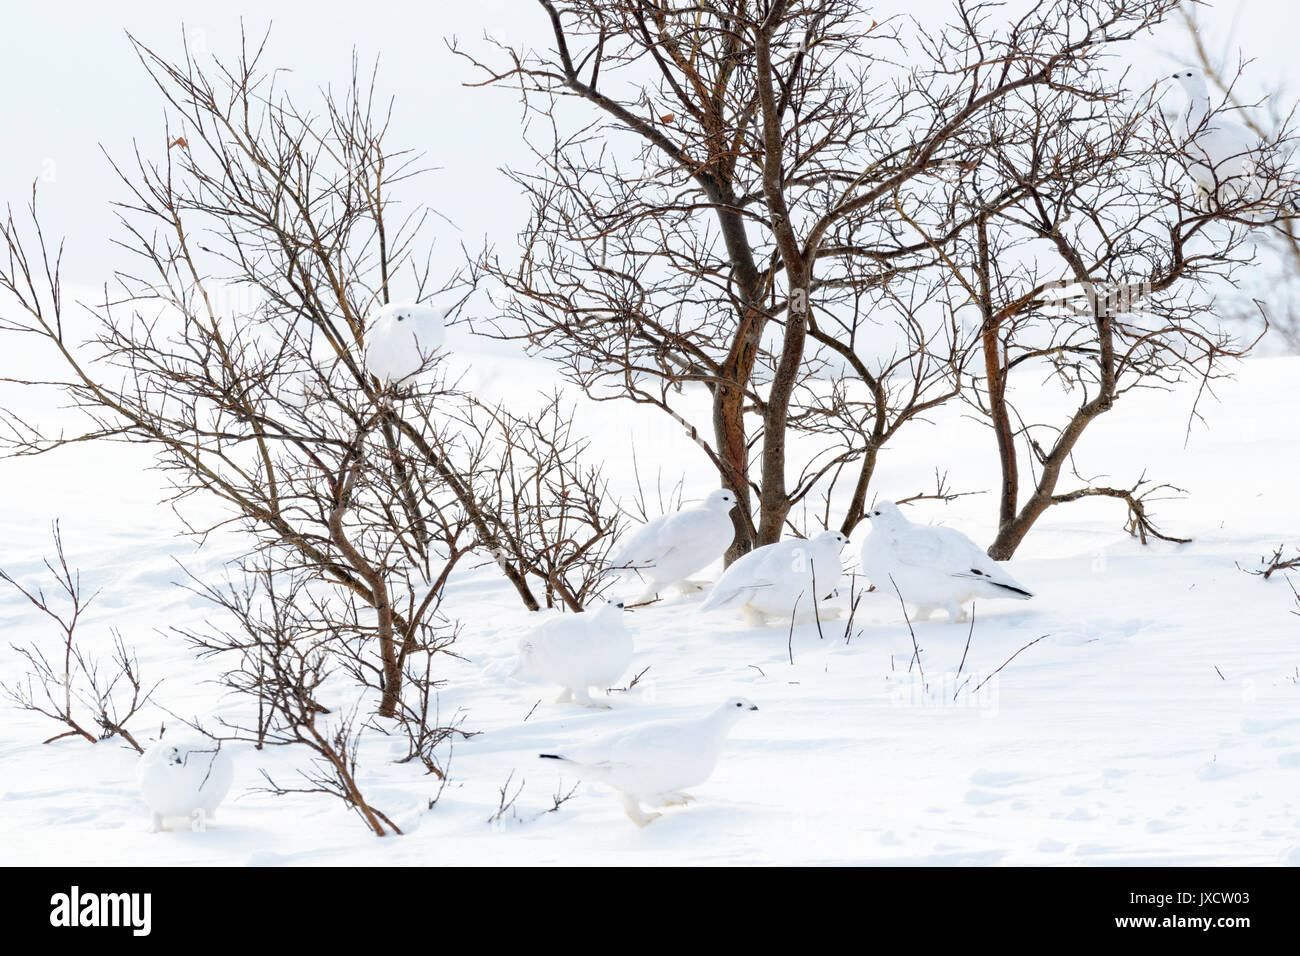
[749,704,759,711]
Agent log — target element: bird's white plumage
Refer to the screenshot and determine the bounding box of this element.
[511,600,633,707]
[539,696,758,826]
[609,489,737,602]
[859,500,1032,622]
[699,530,847,626]
[1170,70,1260,204]
[137,738,234,831]
[363,302,446,384]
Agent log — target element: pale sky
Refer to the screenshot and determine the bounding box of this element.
[0,0,1290,288]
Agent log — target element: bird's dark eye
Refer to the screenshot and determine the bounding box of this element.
[735,701,742,707]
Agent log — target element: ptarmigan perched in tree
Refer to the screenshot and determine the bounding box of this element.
[539,697,758,826]
[608,489,737,603]
[363,302,446,385]
[1170,69,1260,205]
[511,600,633,708]
[699,530,847,627]
[859,500,1031,623]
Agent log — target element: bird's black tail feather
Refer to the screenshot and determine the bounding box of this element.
[991,581,1033,599]
[538,753,569,761]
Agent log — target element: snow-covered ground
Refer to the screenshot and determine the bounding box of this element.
[1,340,1297,866]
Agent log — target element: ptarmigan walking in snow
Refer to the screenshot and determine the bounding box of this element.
[137,738,234,832]
[363,302,446,385]
[538,697,758,826]
[699,530,847,627]
[859,500,1031,623]
[1170,70,1260,205]
[511,600,633,708]
[608,489,737,603]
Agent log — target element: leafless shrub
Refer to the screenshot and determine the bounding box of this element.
[252,703,404,838]
[1241,544,1300,581]
[487,770,526,826]
[1049,477,1191,546]
[889,575,926,689]
[489,770,581,825]
[0,522,155,752]
[542,779,581,816]
[972,635,1051,696]
[173,557,467,836]
[924,6,1300,557]
[623,446,685,527]
[841,571,865,645]
[459,0,1272,563]
[458,1,1299,562]
[0,29,632,745]
[608,666,650,694]
[448,391,622,611]
[1179,7,1300,351]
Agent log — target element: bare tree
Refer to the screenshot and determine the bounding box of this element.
[908,15,1298,556]
[173,557,471,836]
[0,523,155,752]
[1178,6,1300,351]
[0,32,621,726]
[440,391,622,611]
[459,0,1206,556]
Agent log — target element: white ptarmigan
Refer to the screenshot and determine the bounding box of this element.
[137,738,234,832]
[859,500,1032,623]
[363,302,446,385]
[1170,70,1260,204]
[511,600,633,708]
[608,489,737,603]
[698,530,847,627]
[538,696,759,826]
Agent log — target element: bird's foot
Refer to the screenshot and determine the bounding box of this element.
[677,580,708,594]
[574,690,611,710]
[656,792,695,807]
[742,606,769,628]
[949,606,969,624]
[554,689,575,704]
[619,793,661,827]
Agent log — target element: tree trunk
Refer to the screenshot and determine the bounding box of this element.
[986,396,1111,559]
[753,4,808,546]
[978,217,1019,534]
[329,494,402,718]
[705,185,768,563]
[840,442,881,534]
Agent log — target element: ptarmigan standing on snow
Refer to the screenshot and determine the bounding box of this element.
[538,696,758,826]
[699,530,847,627]
[859,500,1032,623]
[1170,69,1260,205]
[363,302,446,385]
[137,738,234,832]
[511,600,633,708]
[608,489,737,603]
